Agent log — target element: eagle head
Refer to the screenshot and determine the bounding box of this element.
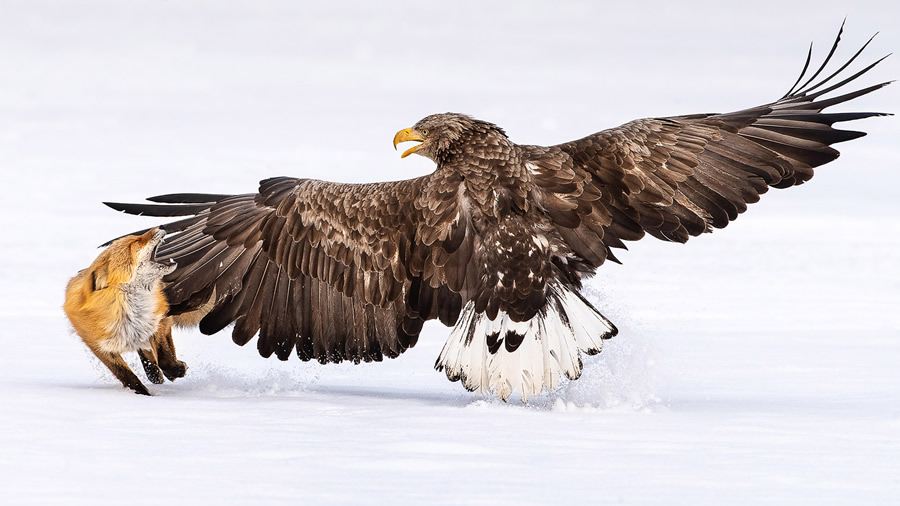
[393,113,508,163]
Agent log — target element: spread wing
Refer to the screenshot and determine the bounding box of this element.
[527,28,891,269]
[106,173,474,364]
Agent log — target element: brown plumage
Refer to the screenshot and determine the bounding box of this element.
[106,26,890,401]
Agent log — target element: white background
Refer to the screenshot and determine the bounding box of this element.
[1,1,898,504]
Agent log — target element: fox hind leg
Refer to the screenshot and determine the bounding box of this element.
[153,318,187,381]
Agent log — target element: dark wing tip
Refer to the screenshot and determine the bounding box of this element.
[147,193,230,204]
[780,29,889,106]
[103,201,128,212]
[103,201,213,217]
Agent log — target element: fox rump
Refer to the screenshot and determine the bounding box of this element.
[64,228,186,395]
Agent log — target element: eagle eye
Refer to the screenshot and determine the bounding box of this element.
[422,129,429,136]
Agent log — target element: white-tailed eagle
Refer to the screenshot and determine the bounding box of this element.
[106,26,890,401]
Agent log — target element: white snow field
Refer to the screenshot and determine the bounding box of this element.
[1,1,898,504]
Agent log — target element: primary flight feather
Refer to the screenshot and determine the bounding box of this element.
[106,25,890,401]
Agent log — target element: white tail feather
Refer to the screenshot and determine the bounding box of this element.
[435,282,617,402]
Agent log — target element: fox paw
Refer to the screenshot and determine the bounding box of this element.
[127,381,152,396]
[161,360,187,382]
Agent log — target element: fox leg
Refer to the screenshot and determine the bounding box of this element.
[138,348,164,385]
[153,318,187,381]
[87,345,151,396]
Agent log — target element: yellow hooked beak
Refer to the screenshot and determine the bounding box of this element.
[393,128,425,158]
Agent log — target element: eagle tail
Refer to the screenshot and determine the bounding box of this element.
[435,282,617,402]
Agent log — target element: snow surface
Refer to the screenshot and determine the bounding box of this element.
[1,1,898,504]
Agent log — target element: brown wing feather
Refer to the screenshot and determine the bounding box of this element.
[105,173,473,364]
[528,36,890,267]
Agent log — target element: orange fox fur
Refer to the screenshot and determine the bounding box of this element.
[64,228,186,395]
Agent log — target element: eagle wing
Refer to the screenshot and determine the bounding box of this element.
[107,173,473,364]
[527,29,890,269]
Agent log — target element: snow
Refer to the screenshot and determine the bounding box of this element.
[1,1,898,504]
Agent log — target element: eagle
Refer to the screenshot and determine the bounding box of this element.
[106,27,890,401]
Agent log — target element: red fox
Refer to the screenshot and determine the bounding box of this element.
[64,228,186,395]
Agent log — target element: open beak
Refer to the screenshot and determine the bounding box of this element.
[393,128,425,158]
